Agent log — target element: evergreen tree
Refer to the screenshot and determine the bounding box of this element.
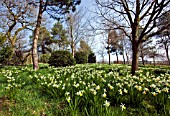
[51,21,69,50]
[31,0,81,70]
[78,40,92,56]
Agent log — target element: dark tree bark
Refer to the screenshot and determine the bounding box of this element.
[108,46,111,65]
[141,55,145,65]
[95,0,170,75]
[165,45,170,65]
[122,52,126,64]
[116,51,119,64]
[126,52,129,64]
[131,40,139,76]
[153,57,156,66]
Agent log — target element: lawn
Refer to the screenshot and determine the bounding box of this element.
[0,63,170,116]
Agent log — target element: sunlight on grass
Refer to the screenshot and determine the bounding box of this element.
[0,64,170,115]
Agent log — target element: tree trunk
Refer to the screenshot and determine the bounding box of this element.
[42,44,46,54]
[122,52,126,64]
[102,56,104,63]
[141,55,145,65]
[71,41,75,58]
[116,51,119,64]
[131,42,139,75]
[165,47,170,65]
[153,57,156,66]
[125,52,129,64]
[108,47,111,65]
[32,0,43,70]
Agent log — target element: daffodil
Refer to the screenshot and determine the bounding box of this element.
[93,90,97,95]
[155,88,161,94]
[65,92,70,96]
[103,100,110,107]
[102,93,107,98]
[151,92,157,96]
[66,97,71,103]
[137,86,142,91]
[123,88,128,93]
[96,85,100,90]
[118,89,123,95]
[162,87,169,93]
[150,84,156,88]
[120,103,126,111]
[144,88,149,92]
[143,91,146,95]
[76,90,85,96]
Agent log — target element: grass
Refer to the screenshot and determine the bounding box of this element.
[0,63,170,116]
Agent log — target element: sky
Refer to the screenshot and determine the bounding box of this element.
[78,0,125,62]
[45,0,168,63]
[0,0,132,63]
[78,0,168,63]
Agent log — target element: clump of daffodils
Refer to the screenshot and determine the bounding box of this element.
[76,90,85,96]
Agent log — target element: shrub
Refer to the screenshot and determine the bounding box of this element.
[88,52,96,63]
[40,54,51,63]
[0,45,12,64]
[75,51,87,64]
[48,50,75,67]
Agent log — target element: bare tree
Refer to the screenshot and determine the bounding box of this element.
[148,48,165,66]
[139,39,154,65]
[157,35,170,65]
[156,11,170,65]
[117,31,132,64]
[95,0,170,75]
[0,0,36,53]
[66,9,86,57]
[15,31,31,65]
[108,30,122,64]
[97,37,107,63]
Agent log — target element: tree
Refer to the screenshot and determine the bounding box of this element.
[115,31,132,64]
[30,0,81,70]
[29,27,52,54]
[0,0,35,52]
[107,30,123,64]
[156,35,170,65]
[156,11,170,65]
[0,33,12,64]
[0,45,12,65]
[15,31,31,65]
[15,44,31,65]
[139,39,154,65]
[95,0,170,75]
[51,21,69,50]
[0,33,6,46]
[148,48,164,66]
[66,9,85,57]
[0,0,36,65]
[38,27,51,54]
[88,52,96,63]
[78,40,92,55]
[98,39,107,63]
[78,40,92,62]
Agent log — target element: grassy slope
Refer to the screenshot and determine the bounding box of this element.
[0,64,169,116]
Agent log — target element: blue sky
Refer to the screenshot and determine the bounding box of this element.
[77,0,125,62]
